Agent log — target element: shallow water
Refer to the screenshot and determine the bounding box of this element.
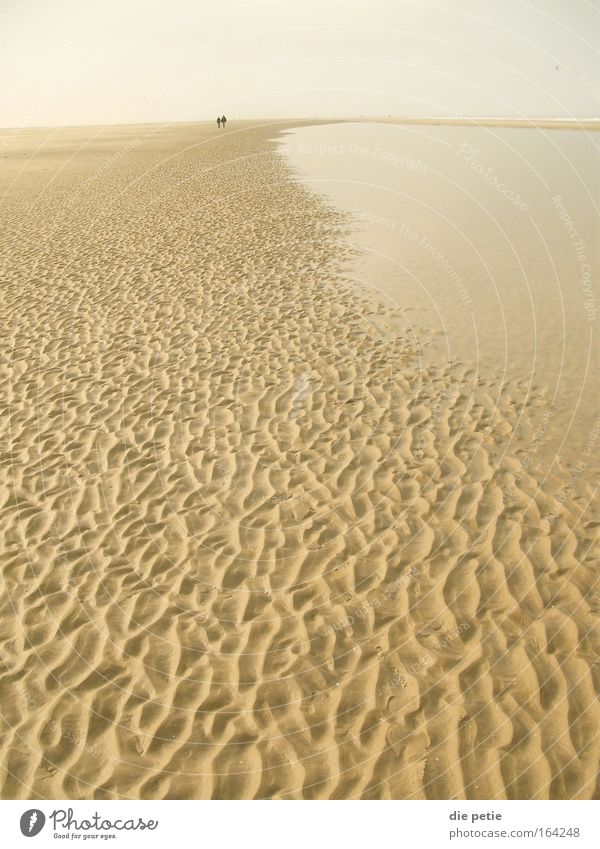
[281,122,600,475]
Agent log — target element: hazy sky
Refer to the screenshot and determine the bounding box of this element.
[1,0,599,127]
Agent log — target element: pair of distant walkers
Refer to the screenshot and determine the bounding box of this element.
[216,115,227,128]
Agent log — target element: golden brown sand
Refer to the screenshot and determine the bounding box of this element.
[0,121,599,800]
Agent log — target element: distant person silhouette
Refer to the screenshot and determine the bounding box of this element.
[221,115,227,128]
[217,116,221,128]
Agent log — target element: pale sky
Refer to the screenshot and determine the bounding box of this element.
[1,0,599,127]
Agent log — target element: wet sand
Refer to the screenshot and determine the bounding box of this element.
[0,120,599,799]
[282,121,600,482]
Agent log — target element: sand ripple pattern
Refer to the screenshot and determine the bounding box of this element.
[0,123,599,799]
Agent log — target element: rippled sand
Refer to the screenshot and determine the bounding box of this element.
[0,121,599,799]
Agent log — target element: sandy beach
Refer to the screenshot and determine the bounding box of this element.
[0,120,599,800]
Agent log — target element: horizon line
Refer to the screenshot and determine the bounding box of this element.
[2,115,600,132]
